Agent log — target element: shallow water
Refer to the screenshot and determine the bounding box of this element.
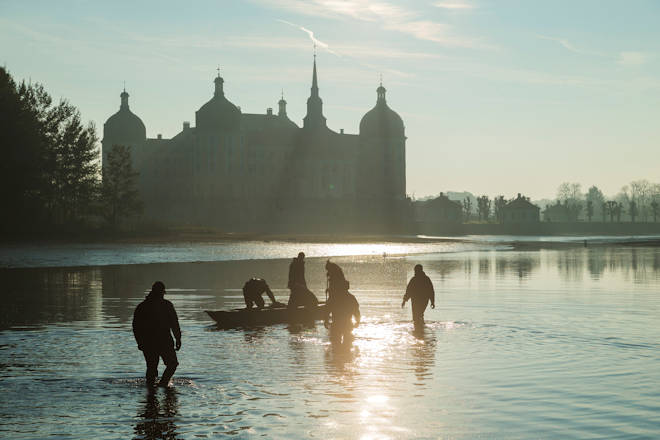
[1,246,659,439]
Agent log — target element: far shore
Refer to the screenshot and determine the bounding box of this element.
[2,228,659,248]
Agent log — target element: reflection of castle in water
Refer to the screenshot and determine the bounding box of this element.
[102,58,407,232]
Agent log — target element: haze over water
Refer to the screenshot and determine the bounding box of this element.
[1,242,659,438]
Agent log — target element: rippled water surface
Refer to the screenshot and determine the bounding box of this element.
[1,245,659,439]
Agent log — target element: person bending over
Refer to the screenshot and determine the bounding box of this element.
[243,278,284,309]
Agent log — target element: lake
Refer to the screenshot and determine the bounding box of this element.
[1,241,659,439]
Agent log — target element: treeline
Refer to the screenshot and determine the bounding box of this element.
[0,67,141,237]
[452,180,660,223]
[546,181,660,223]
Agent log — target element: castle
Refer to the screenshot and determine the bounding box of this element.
[102,58,408,232]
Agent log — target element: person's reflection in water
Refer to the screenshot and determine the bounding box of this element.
[410,326,437,387]
[134,387,179,440]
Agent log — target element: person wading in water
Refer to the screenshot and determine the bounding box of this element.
[287,252,318,308]
[132,281,181,387]
[401,264,435,327]
[324,262,360,345]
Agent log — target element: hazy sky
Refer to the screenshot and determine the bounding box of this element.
[1,0,658,199]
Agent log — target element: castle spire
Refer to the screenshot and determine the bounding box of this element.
[214,67,224,97]
[120,88,129,109]
[311,52,319,97]
[303,52,326,129]
[278,89,287,117]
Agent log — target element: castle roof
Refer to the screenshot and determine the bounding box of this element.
[103,90,146,143]
[359,83,404,138]
[195,73,241,131]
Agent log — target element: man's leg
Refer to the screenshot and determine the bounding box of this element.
[158,347,179,387]
[411,298,428,325]
[143,351,159,385]
[255,295,265,309]
[243,288,253,309]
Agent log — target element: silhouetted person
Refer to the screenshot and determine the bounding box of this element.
[324,263,360,345]
[401,264,435,326]
[325,260,349,302]
[287,252,319,308]
[133,281,181,387]
[243,278,284,309]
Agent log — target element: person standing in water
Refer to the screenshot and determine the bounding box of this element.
[324,262,360,344]
[133,281,181,387]
[287,252,318,308]
[325,260,349,302]
[401,264,435,326]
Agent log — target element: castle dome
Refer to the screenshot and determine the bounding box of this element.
[195,74,241,131]
[103,90,146,143]
[359,84,404,138]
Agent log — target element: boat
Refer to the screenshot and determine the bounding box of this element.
[206,303,327,328]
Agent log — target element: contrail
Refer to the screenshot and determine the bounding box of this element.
[277,19,339,56]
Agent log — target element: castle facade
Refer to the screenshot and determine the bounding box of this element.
[102,59,408,232]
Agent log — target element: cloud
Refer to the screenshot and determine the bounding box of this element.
[385,20,482,48]
[254,0,485,48]
[433,1,476,10]
[276,19,338,55]
[617,51,650,66]
[536,35,583,54]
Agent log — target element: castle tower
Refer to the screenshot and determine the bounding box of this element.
[102,88,146,167]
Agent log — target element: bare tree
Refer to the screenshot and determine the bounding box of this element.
[477,195,491,222]
[493,196,506,223]
[557,182,583,221]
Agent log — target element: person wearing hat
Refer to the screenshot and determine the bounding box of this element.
[132,281,181,387]
[401,264,435,326]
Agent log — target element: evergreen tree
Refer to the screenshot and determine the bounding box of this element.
[0,67,101,232]
[462,197,473,222]
[0,68,44,231]
[101,144,142,229]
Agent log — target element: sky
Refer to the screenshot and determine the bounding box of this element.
[1,0,659,199]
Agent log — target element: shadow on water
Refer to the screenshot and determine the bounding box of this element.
[134,387,179,440]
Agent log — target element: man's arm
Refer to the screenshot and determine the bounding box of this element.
[427,276,435,308]
[169,302,182,350]
[264,283,277,303]
[353,298,361,327]
[401,279,412,307]
[132,305,145,350]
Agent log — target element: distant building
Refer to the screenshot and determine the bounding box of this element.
[501,194,540,223]
[543,201,571,222]
[102,57,407,232]
[414,192,463,223]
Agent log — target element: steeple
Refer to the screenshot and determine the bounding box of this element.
[214,68,224,97]
[120,87,129,109]
[278,89,287,117]
[311,55,319,97]
[377,76,386,103]
[303,53,326,129]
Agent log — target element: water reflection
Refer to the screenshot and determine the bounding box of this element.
[134,387,179,440]
[410,325,437,388]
